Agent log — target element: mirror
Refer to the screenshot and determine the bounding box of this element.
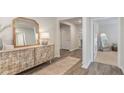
[0,38,3,50]
[100,33,109,50]
[13,17,40,47]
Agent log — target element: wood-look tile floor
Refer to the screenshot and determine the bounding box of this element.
[18,49,82,75]
[18,49,123,75]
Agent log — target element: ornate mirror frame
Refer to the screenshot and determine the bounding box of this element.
[13,17,40,48]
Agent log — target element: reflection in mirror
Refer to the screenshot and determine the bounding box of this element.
[0,38,3,50]
[100,33,109,50]
[13,17,40,47]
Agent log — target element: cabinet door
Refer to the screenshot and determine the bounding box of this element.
[0,51,20,75]
[35,47,46,65]
[7,51,20,74]
[19,48,35,72]
[46,45,54,61]
[0,49,35,75]
[35,45,54,65]
[0,52,9,74]
[61,28,71,50]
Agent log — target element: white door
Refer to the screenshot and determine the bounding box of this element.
[60,24,71,50]
[61,29,71,50]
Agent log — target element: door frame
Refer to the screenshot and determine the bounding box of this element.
[91,18,120,67]
[60,23,71,51]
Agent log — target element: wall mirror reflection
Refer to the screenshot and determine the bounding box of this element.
[100,33,110,50]
[13,17,40,47]
[0,38,3,50]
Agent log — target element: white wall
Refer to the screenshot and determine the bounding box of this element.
[0,17,60,57]
[82,17,93,68]
[0,17,14,44]
[94,18,119,50]
[98,22,119,46]
[118,18,124,72]
[70,24,79,51]
[75,24,82,48]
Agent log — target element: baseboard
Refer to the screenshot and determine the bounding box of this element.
[70,48,81,51]
[81,61,91,69]
[121,69,124,74]
[54,54,60,58]
[119,65,124,74]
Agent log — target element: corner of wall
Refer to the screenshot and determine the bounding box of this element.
[81,60,92,69]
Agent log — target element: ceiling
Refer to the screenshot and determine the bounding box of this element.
[92,17,119,24]
[60,17,82,25]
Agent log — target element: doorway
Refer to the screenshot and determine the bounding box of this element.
[60,23,71,56]
[92,17,119,66]
[59,17,82,59]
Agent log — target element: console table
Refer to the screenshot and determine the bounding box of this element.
[0,44,54,75]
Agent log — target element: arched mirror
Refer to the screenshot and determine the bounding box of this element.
[13,17,40,48]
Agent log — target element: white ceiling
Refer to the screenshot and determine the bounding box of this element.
[60,17,82,25]
[92,17,119,24]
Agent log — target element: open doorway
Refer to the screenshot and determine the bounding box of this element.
[59,17,82,59]
[93,17,119,66]
[60,23,71,56]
